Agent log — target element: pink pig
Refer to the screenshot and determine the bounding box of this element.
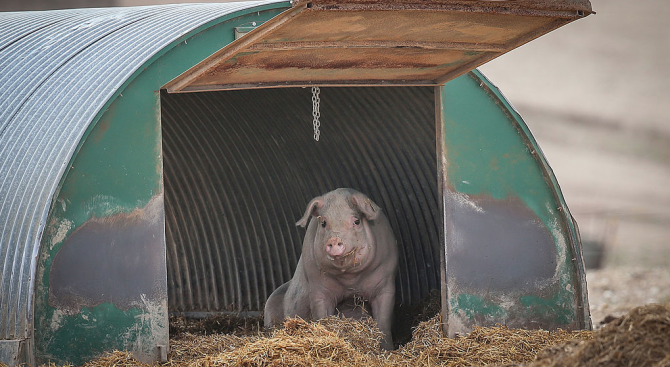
[264,188,399,350]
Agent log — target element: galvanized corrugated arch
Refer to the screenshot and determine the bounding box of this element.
[0,0,286,342]
[0,8,94,52]
[0,3,593,365]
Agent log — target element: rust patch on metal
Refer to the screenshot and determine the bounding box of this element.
[49,195,166,314]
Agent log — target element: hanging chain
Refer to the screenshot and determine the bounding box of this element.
[312,86,321,141]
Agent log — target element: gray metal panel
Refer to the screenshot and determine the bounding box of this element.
[0,6,171,130]
[0,0,285,341]
[0,8,94,51]
[0,340,21,366]
[161,87,441,314]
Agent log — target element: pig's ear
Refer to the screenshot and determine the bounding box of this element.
[296,197,325,227]
[350,194,380,221]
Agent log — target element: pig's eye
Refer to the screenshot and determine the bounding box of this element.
[353,218,361,226]
[321,219,327,228]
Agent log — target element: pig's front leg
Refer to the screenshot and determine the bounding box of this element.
[309,290,336,320]
[371,282,396,350]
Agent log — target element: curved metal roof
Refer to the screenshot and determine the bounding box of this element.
[0,0,283,341]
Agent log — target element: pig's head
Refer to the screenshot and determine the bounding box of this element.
[296,188,381,271]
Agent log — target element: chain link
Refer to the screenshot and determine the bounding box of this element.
[312,86,321,141]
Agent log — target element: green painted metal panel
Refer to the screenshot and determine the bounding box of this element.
[438,70,590,335]
[34,4,289,366]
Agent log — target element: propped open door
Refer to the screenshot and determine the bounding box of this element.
[166,0,592,92]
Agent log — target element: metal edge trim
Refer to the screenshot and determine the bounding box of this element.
[470,68,591,330]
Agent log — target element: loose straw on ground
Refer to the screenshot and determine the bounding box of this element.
[33,303,670,367]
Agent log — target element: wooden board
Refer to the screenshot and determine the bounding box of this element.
[165,0,592,92]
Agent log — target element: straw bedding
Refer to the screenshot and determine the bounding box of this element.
[20,303,670,367]
[525,303,670,367]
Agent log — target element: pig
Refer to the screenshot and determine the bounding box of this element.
[264,188,398,350]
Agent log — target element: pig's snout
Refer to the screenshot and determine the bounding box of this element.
[326,237,345,258]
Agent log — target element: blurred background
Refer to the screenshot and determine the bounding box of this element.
[3,0,668,323]
[480,0,670,270]
[479,0,670,325]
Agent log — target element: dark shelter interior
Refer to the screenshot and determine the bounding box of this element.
[161,86,442,342]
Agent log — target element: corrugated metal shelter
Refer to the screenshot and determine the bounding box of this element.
[0,0,592,365]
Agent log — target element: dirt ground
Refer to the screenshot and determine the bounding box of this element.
[586,266,670,328]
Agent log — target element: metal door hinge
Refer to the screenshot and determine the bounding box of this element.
[157,344,168,363]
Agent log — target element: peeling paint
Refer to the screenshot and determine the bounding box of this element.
[520,293,573,325]
[451,191,485,213]
[40,303,147,365]
[440,71,589,335]
[446,192,557,291]
[132,295,168,362]
[38,192,168,365]
[48,309,66,335]
[49,195,165,314]
[83,194,131,218]
[549,216,572,284]
[57,198,69,213]
[452,294,506,320]
[50,219,73,247]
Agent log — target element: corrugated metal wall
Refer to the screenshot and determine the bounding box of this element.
[0,0,284,341]
[161,86,441,313]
